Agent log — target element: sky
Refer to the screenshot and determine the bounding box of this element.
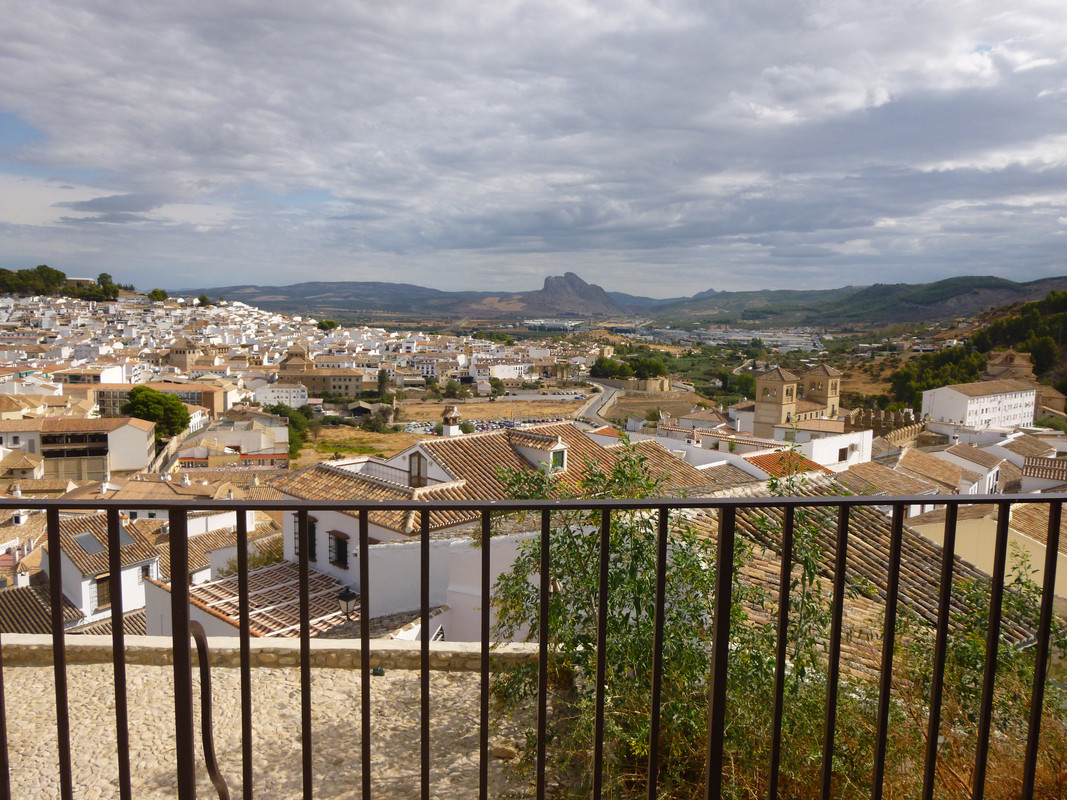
[1,1,1067,298]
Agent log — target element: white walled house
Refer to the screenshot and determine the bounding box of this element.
[255,382,309,408]
[791,429,873,473]
[932,443,1005,494]
[922,380,1036,431]
[40,515,160,625]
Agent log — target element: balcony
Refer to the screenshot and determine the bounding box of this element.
[0,492,1064,799]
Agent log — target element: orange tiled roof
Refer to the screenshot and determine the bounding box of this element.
[271,464,478,534]
[743,450,833,478]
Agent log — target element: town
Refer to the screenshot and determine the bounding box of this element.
[0,282,1063,798]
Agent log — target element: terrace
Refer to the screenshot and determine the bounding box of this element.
[0,492,1063,799]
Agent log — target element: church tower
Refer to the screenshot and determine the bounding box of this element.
[753,367,799,438]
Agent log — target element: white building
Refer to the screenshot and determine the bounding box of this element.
[921,380,1036,431]
[254,382,309,408]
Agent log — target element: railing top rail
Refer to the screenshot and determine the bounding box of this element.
[0,492,1062,513]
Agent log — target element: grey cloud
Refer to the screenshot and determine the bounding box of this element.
[55,193,168,213]
[1,1,1066,295]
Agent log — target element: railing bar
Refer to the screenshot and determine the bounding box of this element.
[1022,499,1062,796]
[592,508,612,799]
[297,509,313,800]
[646,508,670,800]
[0,491,1062,514]
[767,505,795,800]
[236,509,253,800]
[973,501,1011,799]
[106,507,132,800]
[819,504,850,800]
[921,502,958,800]
[0,629,9,800]
[420,508,431,800]
[45,507,73,800]
[168,508,196,800]
[360,509,372,800]
[536,509,550,800]
[479,510,491,800]
[704,504,736,800]
[871,503,904,800]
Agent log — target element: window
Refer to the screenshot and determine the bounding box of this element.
[95,574,111,610]
[139,564,151,583]
[838,447,849,462]
[551,449,566,472]
[410,451,427,488]
[329,531,349,569]
[292,515,318,561]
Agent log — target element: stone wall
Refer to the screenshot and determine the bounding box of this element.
[1,634,539,671]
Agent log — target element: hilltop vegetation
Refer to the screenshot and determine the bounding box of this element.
[0,265,127,301]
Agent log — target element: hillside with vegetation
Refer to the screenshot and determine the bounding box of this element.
[175,272,1067,328]
[0,265,131,301]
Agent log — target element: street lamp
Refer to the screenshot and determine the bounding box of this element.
[338,587,358,620]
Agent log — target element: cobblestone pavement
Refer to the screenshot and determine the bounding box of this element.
[4,663,531,799]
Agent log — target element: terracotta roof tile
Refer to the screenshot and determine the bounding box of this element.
[940,379,1035,398]
[1023,456,1067,483]
[836,460,940,497]
[999,435,1055,460]
[152,562,350,638]
[0,585,82,633]
[743,450,833,478]
[944,443,1005,470]
[45,515,161,579]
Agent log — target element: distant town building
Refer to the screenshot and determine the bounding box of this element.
[921,380,1036,430]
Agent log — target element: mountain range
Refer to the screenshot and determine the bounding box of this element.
[183,272,1067,327]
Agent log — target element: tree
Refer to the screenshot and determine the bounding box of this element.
[377,368,389,399]
[264,403,309,458]
[197,293,212,307]
[492,442,721,796]
[95,273,119,300]
[489,377,505,396]
[147,288,168,302]
[120,386,191,440]
[317,319,339,331]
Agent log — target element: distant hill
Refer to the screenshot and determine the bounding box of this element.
[653,275,1067,326]
[180,273,1067,327]
[182,273,625,320]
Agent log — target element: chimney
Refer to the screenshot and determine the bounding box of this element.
[441,405,462,437]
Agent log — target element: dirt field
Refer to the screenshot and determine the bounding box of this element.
[601,392,710,423]
[398,397,584,423]
[292,396,589,468]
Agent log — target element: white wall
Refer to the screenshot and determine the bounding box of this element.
[445,534,535,642]
[108,424,154,471]
[798,430,872,473]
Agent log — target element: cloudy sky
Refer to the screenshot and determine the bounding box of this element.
[2,1,1067,297]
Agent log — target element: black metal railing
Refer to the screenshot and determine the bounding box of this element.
[0,492,1063,800]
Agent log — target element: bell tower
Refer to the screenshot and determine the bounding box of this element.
[753,367,799,438]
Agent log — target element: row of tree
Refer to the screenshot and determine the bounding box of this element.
[0,265,127,301]
[970,294,1065,374]
[590,355,668,380]
[889,346,987,406]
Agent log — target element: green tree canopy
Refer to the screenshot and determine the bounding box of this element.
[147,288,168,302]
[120,386,190,440]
